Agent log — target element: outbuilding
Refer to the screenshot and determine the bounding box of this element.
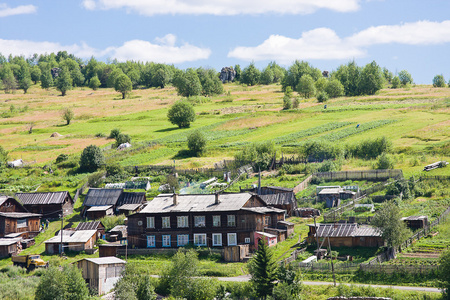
[44,229,97,254]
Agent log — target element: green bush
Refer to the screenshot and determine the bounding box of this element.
[55,154,68,164]
[187,130,206,156]
[79,145,105,172]
[109,128,121,139]
[316,91,329,102]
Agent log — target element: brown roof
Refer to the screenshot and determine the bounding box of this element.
[15,192,72,205]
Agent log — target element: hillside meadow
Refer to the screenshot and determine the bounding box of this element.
[0,83,448,179]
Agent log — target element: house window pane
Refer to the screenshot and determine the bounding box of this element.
[177,216,188,228]
[213,216,221,227]
[194,216,205,227]
[194,234,207,246]
[177,234,189,246]
[264,216,271,226]
[227,233,237,246]
[162,217,170,228]
[245,237,250,244]
[162,235,171,247]
[212,233,222,246]
[146,217,154,228]
[17,219,27,228]
[227,215,236,227]
[147,236,155,248]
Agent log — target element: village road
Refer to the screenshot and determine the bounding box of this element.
[217,275,441,293]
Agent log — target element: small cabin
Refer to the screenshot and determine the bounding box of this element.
[44,230,97,254]
[254,231,277,248]
[77,257,126,295]
[401,216,429,230]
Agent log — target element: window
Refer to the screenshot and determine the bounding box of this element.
[177,234,189,246]
[227,233,237,246]
[17,219,27,228]
[194,216,205,227]
[147,236,155,248]
[245,237,251,244]
[213,215,221,227]
[264,216,271,226]
[146,217,155,228]
[212,233,222,246]
[194,234,207,246]
[162,235,171,247]
[177,216,188,228]
[162,217,170,228]
[227,215,236,227]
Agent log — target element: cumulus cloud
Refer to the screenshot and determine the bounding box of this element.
[0,3,37,17]
[0,35,210,64]
[81,0,360,15]
[228,20,450,62]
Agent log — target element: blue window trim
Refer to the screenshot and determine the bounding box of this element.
[162,235,171,247]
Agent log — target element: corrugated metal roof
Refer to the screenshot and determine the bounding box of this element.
[87,205,113,212]
[82,257,126,265]
[241,207,286,214]
[83,189,123,206]
[117,192,146,207]
[265,186,294,193]
[318,188,341,195]
[15,191,71,205]
[76,221,102,231]
[259,193,295,206]
[313,223,381,238]
[0,238,21,246]
[256,231,277,238]
[353,226,381,237]
[45,230,97,244]
[109,225,127,233]
[0,212,41,218]
[140,193,252,214]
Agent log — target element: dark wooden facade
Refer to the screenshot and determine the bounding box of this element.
[128,193,287,251]
[15,192,74,219]
[0,196,41,238]
[0,239,19,258]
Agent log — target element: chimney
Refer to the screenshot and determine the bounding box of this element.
[173,193,178,206]
[215,193,220,205]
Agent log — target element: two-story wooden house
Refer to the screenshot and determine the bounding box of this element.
[127,193,287,251]
[15,191,74,219]
[0,195,41,238]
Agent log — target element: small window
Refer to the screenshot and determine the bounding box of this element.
[177,216,188,228]
[146,217,155,228]
[212,233,222,246]
[227,233,237,246]
[177,234,189,247]
[194,216,205,227]
[194,234,207,246]
[264,216,271,226]
[162,235,171,247]
[245,237,250,244]
[162,217,170,228]
[147,236,155,248]
[213,215,221,227]
[17,219,27,228]
[227,215,236,227]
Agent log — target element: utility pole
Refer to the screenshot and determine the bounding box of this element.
[60,211,63,257]
[313,215,320,255]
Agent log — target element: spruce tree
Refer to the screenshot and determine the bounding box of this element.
[248,238,277,298]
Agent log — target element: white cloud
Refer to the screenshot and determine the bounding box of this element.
[110,38,211,63]
[0,35,210,64]
[0,3,37,17]
[81,0,360,15]
[228,20,450,62]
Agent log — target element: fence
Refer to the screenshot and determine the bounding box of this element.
[314,169,403,182]
[293,175,313,194]
[294,261,360,273]
[359,264,438,274]
[279,247,306,265]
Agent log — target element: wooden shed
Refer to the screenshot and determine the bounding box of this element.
[76,221,106,240]
[76,257,126,295]
[98,243,126,258]
[0,238,20,257]
[0,212,41,238]
[44,230,97,254]
[15,191,73,219]
[401,216,429,230]
[254,231,277,248]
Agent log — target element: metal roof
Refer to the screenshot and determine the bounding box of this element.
[82,257,126,265]
[264,186,294,193]
[241,207,286,214]
[117,203,142,211]
[76,221,103,231]
[318,188,341,195]
[83,188,123,207]
[0,238,21,246]
[256,231,277,238]
[109,225,127,233]
[259,193,295,206]
[401,216,428,221]
[117,192,146,206]
[45,230,97,244]
[140,193,253,214]
[0,212,41,218]
[312,223,381,238]
[15,191,72,205]
[87,205,113,212]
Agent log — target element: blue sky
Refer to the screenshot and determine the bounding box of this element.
[1,0,450,84]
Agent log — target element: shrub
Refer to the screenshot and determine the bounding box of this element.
[109,128,121,139]
[61,108,74,125]
[375,152,394,169]
[106,163,124,177]
[167,101,196,128]
[316,91,329,102]
[100,214,126,232]
[115,133,131,147]
[187,130,206,156]
[282,95,292,110]
[292,97,300,108]
[432,74,446,87]
[79,145,105,172]
[55,154,68,164]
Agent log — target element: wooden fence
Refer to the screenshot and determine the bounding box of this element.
[314,169,403,181]
[293,175,313,194]
[359,264,438,274]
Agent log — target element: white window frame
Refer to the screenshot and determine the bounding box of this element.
[177,216,188,228]
[213,215,221,227]
[194,216,206,227]
[177,234,189,247]
[147,235,155,248]
[162,235,171,247]
[162,216,170,228]
[245,237,251,244]
[227,215,236,227]
[194,234,207,246]
[146,217,155,228]
[227,233,237,246]
[212,233,222,246]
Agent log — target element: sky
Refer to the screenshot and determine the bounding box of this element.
[1,0,450,84]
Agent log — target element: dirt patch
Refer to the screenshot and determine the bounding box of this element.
[400,252,441,258]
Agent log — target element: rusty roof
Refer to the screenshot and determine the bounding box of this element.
[15,191,72,206]
[76,221,103,231]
